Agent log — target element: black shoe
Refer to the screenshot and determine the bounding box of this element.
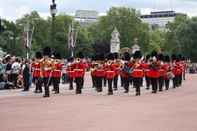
[124,90,129,93]
[114,88,118,91]
[108,92,113,95]
[43,95,50,97]
[22,89,29,92]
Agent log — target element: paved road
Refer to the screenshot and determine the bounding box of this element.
[0,74,197,131]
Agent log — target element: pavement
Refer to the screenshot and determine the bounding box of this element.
[0,73,197,131]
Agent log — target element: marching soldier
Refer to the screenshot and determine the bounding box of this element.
[32,52,43,93]
[105,53,116,95]
[40,47,54,97]
[111,53,121,91]
[163,55,171,90]
[172,54,183,88]
[94,54,105,92]
[149,51,160,94]
[73,52,86,94]
[120,52,131,93]
[157,54,165,92]
[142,54,151,90]
[52,52,63,94]
[67,57,75,90]
[131,51,144,96]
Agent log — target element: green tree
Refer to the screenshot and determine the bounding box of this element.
[88,7,150,54]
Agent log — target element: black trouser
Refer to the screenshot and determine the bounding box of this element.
[145,76,151,89]
[0,74,4,82]
[178,73,182,87]
[183,71,186,80]
[11,73,18,87]
[133,77,142,96]
[107,79,113,95]
[103,78,107,87]
[23,75,30,91]
[95,77,103,92]
[53,77,60,93]
[113,76,118,90]
[91,75,96,88]
[130,76,133,88]
[123,77,130,92]
[120,76,124,87]
[158,76,164,91]
[173,76,179,88]
[43,77,50,97]
[151,78,158,93]
[75,77,83,94]
[68,77,74,90]
[35,77,43,92]
[164,79,170,90]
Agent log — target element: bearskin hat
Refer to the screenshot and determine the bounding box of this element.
[151,50,158,57]
[164,55,170,62]
[133,51,142,59]
[123,52,130,61]
[54,52,61,59]
[113,53,119,59]
[76,52,84,59]
[35,51,42,59]
[43,47,52,57]
[107,53,114,60]
[67,57,74,62]
[146,54,151,60]
[157,53,164,61]
[171,54,177,61]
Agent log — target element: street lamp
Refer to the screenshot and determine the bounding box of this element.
[50,0,57,46]
[0,18,6,33]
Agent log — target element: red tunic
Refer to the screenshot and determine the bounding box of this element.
[73,62,86,78]
[148,63,160,78]
[52,63,63,78]
[172,62,182,76]
[32,62,41,78]
[131,64,144,78]
[105,64,116,80]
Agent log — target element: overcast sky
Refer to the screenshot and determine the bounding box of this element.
[0,0,197,21]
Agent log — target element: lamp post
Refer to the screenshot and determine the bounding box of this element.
[50,0,57,47]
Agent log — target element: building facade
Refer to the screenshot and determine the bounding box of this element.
[141,11,186,30]
[74,10,99,26]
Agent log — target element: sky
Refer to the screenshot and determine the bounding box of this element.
[0,0,197,21]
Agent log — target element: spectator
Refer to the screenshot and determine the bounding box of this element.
[11,58,21,88]
[22,60,30,91]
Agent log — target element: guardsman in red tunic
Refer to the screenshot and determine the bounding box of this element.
[141,54,151,90]
[67,57,75,90]
[111,53,121,91]
[131,51,144,96]
[163,55,171,90]
[32,52,43,93]
[120,52,131,93]
[40,47,54,97]
[157,54,165,92]
[149,51,160,94]
[90,58,97,88]
[73,52,86,94]
[52,52,63,94]
[94,54,105,92]
[105,53,116,95]
[172,54,183,88]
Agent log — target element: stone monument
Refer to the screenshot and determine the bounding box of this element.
[110,27,120,53]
